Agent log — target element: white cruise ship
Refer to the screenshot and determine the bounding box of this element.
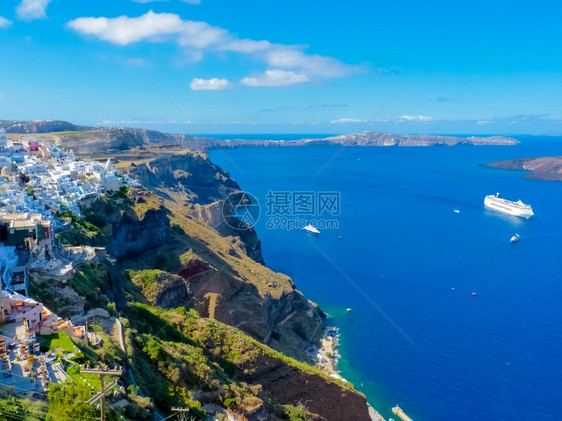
[484,193,534,218]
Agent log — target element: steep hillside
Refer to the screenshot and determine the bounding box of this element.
[58,188,325,362]
[123,303,372,421]
[41,189,375,420]
[12,124,378,420]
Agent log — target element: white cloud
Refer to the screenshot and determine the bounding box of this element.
[400,115,433,122]
[330,118,366,124]
[190,77,232,91]
[225,38,271,54]
[240,70,310,87]
[67,11,185,46]
[176,20,227,49]
[16,0,52,21]
[0,16,12,28]
[265,48,355,77]
[67,11,360,87]
[475,114,557,126]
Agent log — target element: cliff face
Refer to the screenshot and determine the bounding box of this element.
[78,190,170,261]
[74,188,324,362]
[128,305,373,421]
[178,259,325,360]
[119,149,265,264]
[16,125,375,419]
[154,206,326,361]
[185,201,264,264]
[126,152,238,205]
[111,206,169,260]
[131,270,190,308]
[238,356,372,421]
[51,126,211,153]
[485,156,562,181]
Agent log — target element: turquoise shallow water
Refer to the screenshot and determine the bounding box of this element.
[211,136,562,421]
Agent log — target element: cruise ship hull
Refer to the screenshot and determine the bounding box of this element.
[484,195,534,218]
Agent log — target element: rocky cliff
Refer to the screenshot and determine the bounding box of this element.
[125,151,239,205]
[485,156,562,181]
[17,122,377,420]
[126,304,373,421]
[69,187,323,362]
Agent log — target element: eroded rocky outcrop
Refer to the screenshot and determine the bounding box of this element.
[485,156,562,181]
[178,262,325,361]
[126,152,238,205]
[111,206,169,260]
[121,150,265,264]
[131,270,190,308]
[241,359,372,421]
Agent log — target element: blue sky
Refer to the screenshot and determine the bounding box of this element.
[0,0,561,135]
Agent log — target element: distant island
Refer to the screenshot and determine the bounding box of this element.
[485,156,562,181]
[0,120,519,153]
[220,132,519,147]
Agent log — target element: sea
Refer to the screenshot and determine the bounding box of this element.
[209,135,562,421]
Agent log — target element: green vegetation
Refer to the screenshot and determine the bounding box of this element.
[0,394,47,420]
[46,381,116,421]
[171,223,186,236]
[22,187,356,419]
[37,332,77,356]
[130,193,161,220]
[72,216,104,237]
[112,185,129,199]
[120,303,352,417]
[51,130,93,137]
[65,364,102,391]
[83,325,124,367]
[67,264,111,310]
[128,269,160,287]
[31,264,112,317]
[127,269,174,304]
[284,404,312,421]
[124,385,153,420]
[57,214,106,246]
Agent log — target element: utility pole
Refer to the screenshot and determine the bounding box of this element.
[171,407,195,421]
[81,365,123,421]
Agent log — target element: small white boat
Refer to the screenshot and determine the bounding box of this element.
[303,224,320,235]
[510,233,520,243]
[453,209,460,214]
